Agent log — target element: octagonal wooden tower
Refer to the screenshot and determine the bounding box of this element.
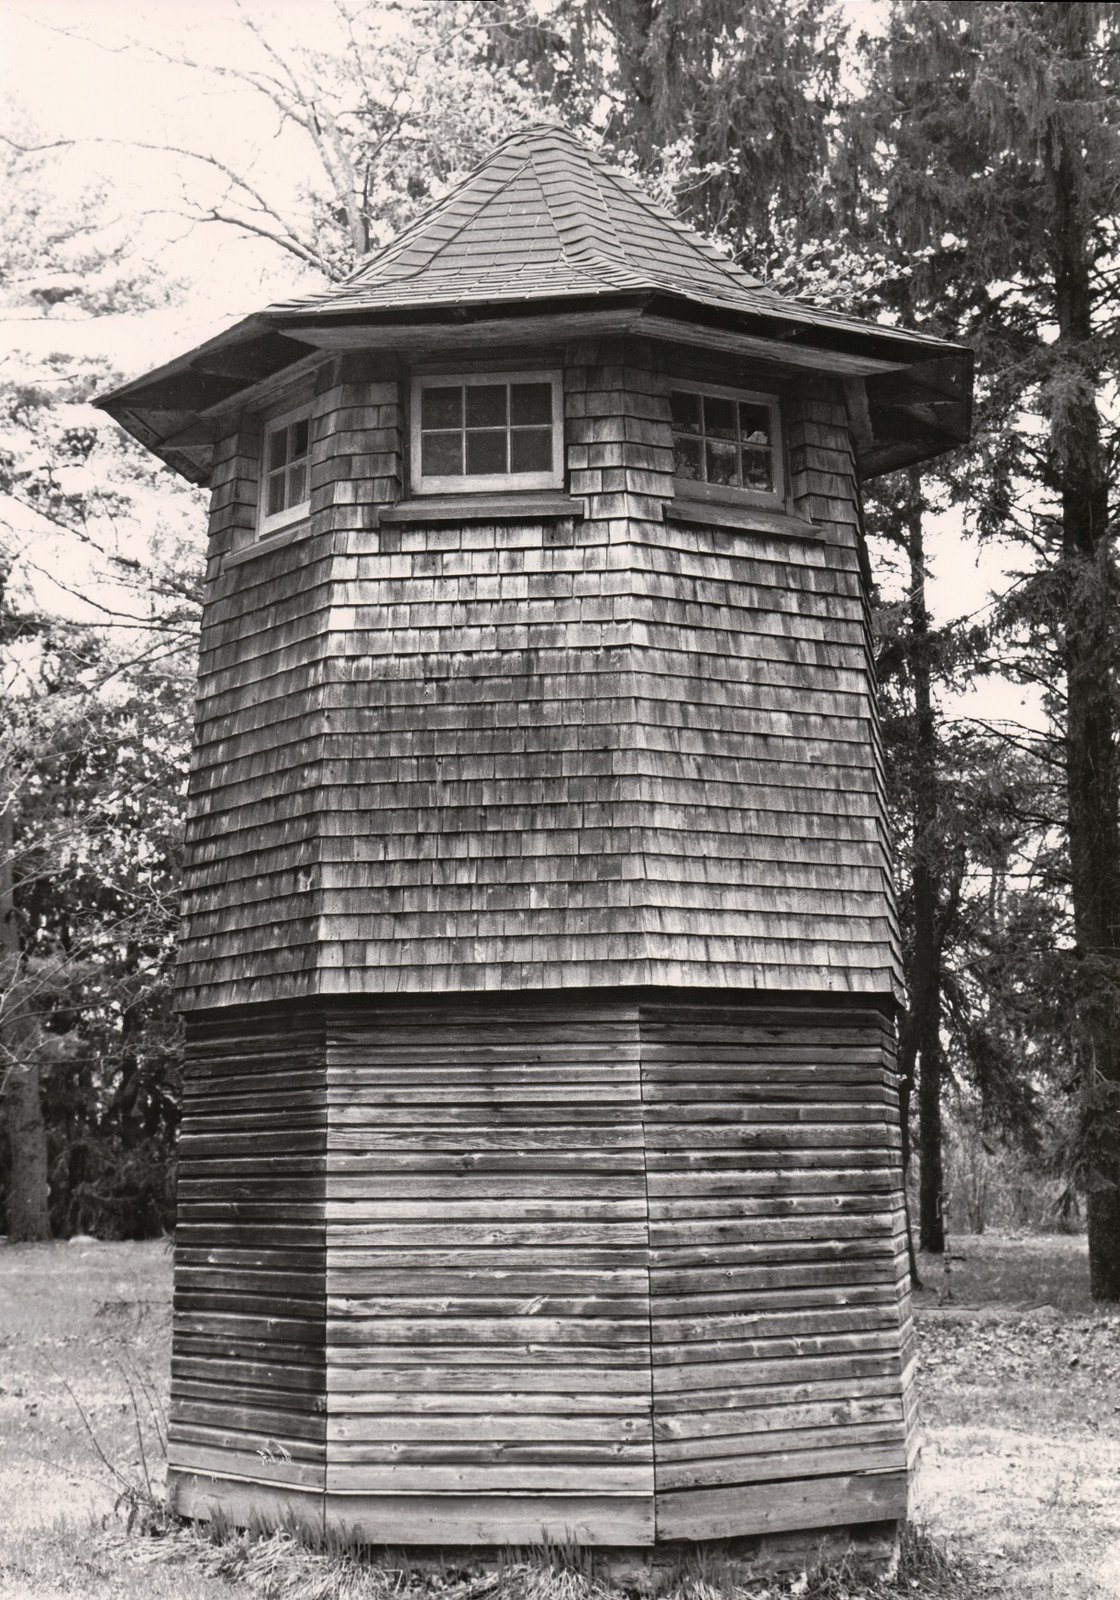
[99,126,971,1548]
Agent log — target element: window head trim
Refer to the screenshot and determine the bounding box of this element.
[670,380,785,510]
[410,370,563,496]
[258,402,311,537]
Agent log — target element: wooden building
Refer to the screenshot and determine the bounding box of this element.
[98,125,971,1549]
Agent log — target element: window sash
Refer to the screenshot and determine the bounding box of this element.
[259,407,311,536]
[410,371,563,494]
[670,382,784,508]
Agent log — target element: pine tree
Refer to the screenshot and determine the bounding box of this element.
[861,1,1120,1295]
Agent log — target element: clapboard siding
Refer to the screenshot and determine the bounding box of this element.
[322,997,655,1542]
[639,1000,910,1534]
[168,1010,328,1511]
[167,992,911,1540]
[176,345,899,1009]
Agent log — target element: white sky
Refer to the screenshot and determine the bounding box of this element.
[0,0,1043,733]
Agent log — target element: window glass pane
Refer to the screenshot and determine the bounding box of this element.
[291,417,310,458]
[704,395,736,438]
[267,471,286,515]
[510,427,552,473]
[422,431,463,476]
[287,464,307,507]
[673,436,703,480]
[742,449,773,491]
[268,428,288,472]
[706,438,740,486]
[670,390,701,432]
[511,382,552,425]
[739,402,770,445]
[465,429,507,475]
[422,386,462,429]
[466,384,507,427]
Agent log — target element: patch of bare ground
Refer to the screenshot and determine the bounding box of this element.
[913,1231,1120,1599]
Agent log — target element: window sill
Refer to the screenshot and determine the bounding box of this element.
[380,492,584,526]
[665,496,821,540]
[224,520,312,568]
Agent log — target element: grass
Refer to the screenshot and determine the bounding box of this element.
[2,1231,1117,1598]
[914,1229,1097,1313]
[912,1231,1120,1599]
[0,1237,244,1598]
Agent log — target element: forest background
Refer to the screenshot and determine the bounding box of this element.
[1,0,1118,1296]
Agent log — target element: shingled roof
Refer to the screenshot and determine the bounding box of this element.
[98,123,972,484]
[271,123,770,317]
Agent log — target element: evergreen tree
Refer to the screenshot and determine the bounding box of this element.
[492,0,845,259]
[860,0,1120,1295]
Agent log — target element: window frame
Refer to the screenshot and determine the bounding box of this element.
[669,379,786,511]
[258,402,312,538]
[409,369,564,496]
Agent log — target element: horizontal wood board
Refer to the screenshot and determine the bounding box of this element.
[170,1009,328,1495]
[178,346,900,1009]
[169,994,912,1540]
[637,1000,911,1518]
[322,998,656,1504]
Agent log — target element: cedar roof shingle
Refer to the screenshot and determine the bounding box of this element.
[269,125,774,320]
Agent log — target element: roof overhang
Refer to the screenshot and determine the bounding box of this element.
[96,289,971,487]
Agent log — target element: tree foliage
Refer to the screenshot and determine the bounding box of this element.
[72,1,559,282]
[0,129,204,1238]
[855,0,1120,1295]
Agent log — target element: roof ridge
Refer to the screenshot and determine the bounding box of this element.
[528,139,626,272]
[344,135,539,286]
[392,154,544,283]
[575,141,766,292]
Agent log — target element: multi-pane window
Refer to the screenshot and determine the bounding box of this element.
[670,384,783,506]
[411,371,562,493]
[259,408,311,535]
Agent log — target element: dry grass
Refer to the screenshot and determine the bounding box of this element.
[914,1231,1120,1599]
[0,1238,210,1599]
[5,1231,1117,1598]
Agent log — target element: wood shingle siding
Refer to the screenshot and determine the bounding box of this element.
[178,353,900,1008]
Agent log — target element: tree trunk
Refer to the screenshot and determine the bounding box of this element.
[905,473,946,1255]
[894,1015,922,1288]
[6,1058,50,1241]
[1,797,51,1242]
[1047,20,1120,1299]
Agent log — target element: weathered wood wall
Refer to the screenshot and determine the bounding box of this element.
[179,344,899,1009]
[181,359,399,1010]
[169,335,913,1543]
[323,997,655,1545]
[641,1000,910,1540]
[170,1009,327,1523]
[168,994,911,1542]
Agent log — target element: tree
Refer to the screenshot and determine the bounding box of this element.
[860,1,1120,1294]
[489,0,846,260]
[1,663,50,1241]
[0,127,203,1238]
[26,2,554,284]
